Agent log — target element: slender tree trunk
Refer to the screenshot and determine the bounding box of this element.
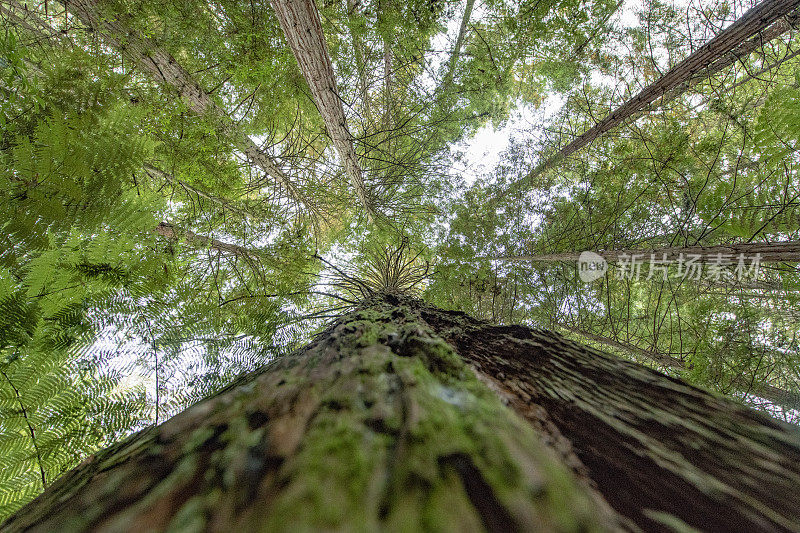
[58,0,312,214]
[698,278,788,291]
[4,296,800,531]
[442,0,476,89]
[661,8,800,104]
[0,0,69,48]
[270,0,376,220]
[558,323,685,368]
[557,322,800,410]
[489,241,800,263]
[383,37,392,112]
[515,0,800,187]
[153,222,254,257]
[4,1,312,214]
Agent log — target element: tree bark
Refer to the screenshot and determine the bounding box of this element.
[660,9,800,104]
[0,296,623,532]
[419,302,800,531]
[0,0,70,48]
[489,241,800,263]
[59,0,312,214]
[270,0,376,220]
[153,222,254,257]
[4,296,800,531]
[515,0,800,188]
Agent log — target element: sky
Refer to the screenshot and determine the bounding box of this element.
[450,96,565,186]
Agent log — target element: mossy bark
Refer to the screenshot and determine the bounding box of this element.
[3,296,800,532]
[419,303,800,531]
[0,297,621,532]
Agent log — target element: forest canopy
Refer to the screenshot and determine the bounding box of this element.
[1,0,800,519]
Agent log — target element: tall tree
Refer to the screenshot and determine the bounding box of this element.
[60,0,315,215]
[4,0,800,526]
[509,0,800,190]
[270,0,376,220]
[3,296,800,531]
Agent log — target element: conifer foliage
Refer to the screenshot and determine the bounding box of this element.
[1,0,800,524]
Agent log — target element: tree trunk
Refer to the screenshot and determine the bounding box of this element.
[420,302,800,531]
[153,222,254,257]
[442,0,476,89]
[660,8,800,104]
[515,0,800,187]
[489,241,800,263]
[270,0,376,220]
[4,295,800,531]
[346,0,373,121]
[0,296,622,531]
[59,0,312,214]
[0,0,69,48]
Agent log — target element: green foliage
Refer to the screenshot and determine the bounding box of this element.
[426,0,800,421]
[2,0,800,521]
[0,23,167,513]
[754,82,800,166]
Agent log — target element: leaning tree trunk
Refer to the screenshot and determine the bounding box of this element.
[153,222,255,258]
[3,296,800,531]
[488,241,800,263]
[511,0,800,189]
[58,0,312,213]
[270,0,376,220]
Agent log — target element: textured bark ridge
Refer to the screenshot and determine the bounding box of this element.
[418,303,800,531]
[1,298,622,532]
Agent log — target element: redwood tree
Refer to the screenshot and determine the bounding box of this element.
[509,0,800,189]
[488,241,800,264]
[3,295,800,532]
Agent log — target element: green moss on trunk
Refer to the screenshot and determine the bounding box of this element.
[8,295,799,532]
[1,297,620,532]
